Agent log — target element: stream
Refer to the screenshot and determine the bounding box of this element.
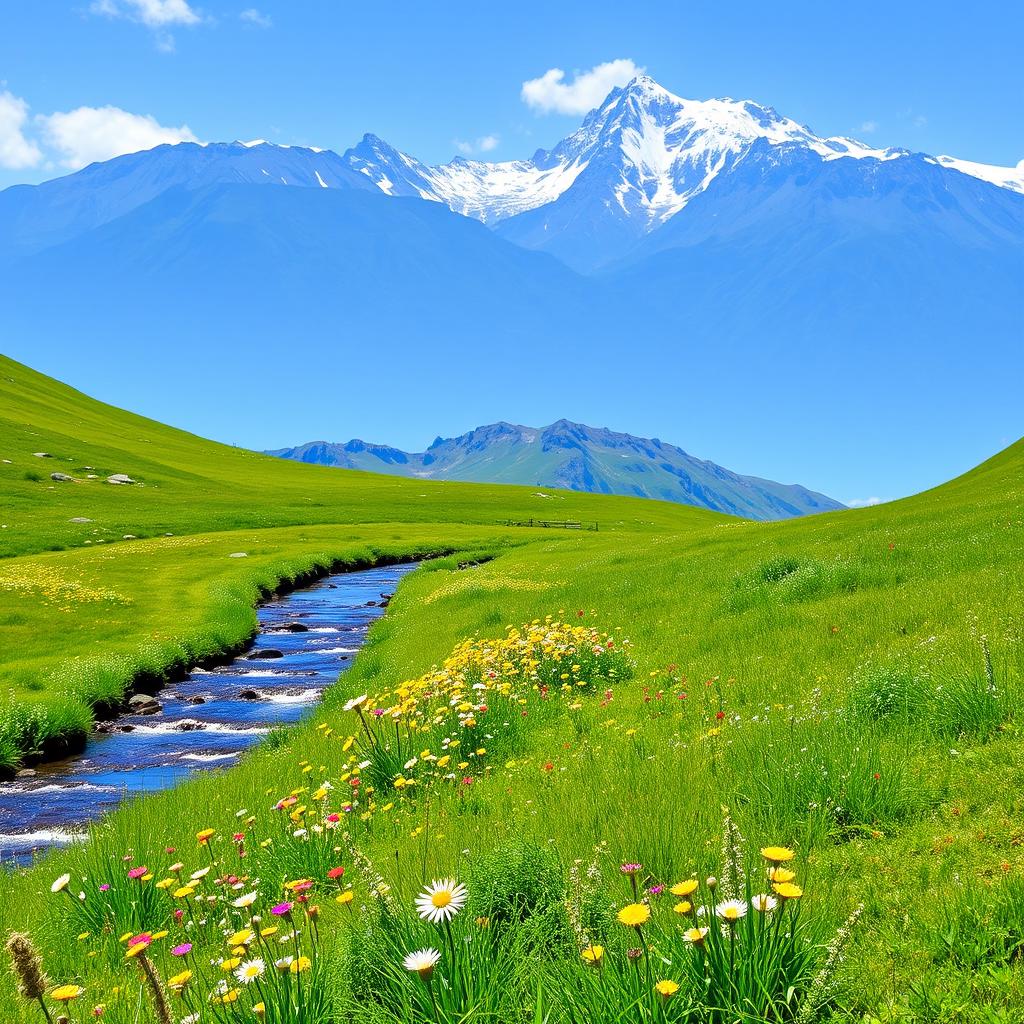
[0,562,415,865]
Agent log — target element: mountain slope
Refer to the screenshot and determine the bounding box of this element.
[269,420,844,520]
[0,141,374,260]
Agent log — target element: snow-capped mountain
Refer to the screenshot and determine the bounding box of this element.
[340,75,1024,268]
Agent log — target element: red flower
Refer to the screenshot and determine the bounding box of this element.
[327,866,345,880]
[715,711,725,720]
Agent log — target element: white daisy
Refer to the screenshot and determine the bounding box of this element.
[751,893,778,913]
[51,873,71,893]
[414,879,468,923]
[715,899,748,924]
[403,947,441,980]
[232,891,258,908]
[343,694,368,712]
[235,958,266,984]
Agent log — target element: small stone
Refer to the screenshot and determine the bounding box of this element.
[186,695,207,705]
[228,552,248,558]
[248,648,283,660]
[106,473,135,485]
[16,768,37,778]
[33,452,51,458]
[50,472,75,482]
[69,517,92,523]
[238,688,261,700]
[127,693,161,715]
[122,534,137,540]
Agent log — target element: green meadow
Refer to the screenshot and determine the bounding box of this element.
[1,353,1023,1022]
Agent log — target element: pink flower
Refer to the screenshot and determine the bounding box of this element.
[271,901,293,916]
[171,943,192,956]
[99,884,110,892]
[127,866,148,879]
[128,933,152,948]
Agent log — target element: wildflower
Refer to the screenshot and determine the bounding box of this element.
[616,903,651,928]
[760,846,796,863]
[227,929,254,947]
[336,891,354,906]
[716,899,748,924]
[772,882,803,901]
[670,879,698,897]
[270,902,293,917]
[235,959,266,984]
[274,956,293,971]
[125,942,150,959]
[232,892,258,908]
[673,900,693,915]
[7,932,48,1005]
[752,893,778,913]
[683,927,709,947]
[167,970,192,991]
[768,866,796,883]
[51,984,85,1002]
[415,879,468,923]
[196,829,216,845]
[655,979,679,1000]
[343,694,368,712]
[327,866,345,880]
[253,1004,265,1018]
[171,944,192,957]
[290,956,311,974]
[706,876,717,891]
[127,866,148,880]
[403,947,440,981]
[581,945,604,967]
[51,874,72,894]
[620,863,642,876]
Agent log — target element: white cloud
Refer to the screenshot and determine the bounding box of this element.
[240,8,272,28]
[0,91,43,169]
[521,58,643,115]
[38,105,199,169]
[859,120,878,134]
[846,496,889,508]
[454,134,500,156]
[91,0,200,26]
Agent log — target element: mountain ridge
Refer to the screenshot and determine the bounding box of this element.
[267,419,845,521]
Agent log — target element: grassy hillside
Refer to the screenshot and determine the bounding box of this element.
[1,356,1022,1022]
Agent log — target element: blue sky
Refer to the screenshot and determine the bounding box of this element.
[1,0,1022,189]
[0,1,1022,505]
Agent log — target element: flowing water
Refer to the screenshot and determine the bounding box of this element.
[0,563,415,864]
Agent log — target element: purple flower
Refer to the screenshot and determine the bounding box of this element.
[171,943,192,956]
[271,901,294,917]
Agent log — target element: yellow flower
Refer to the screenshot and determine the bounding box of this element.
[336,891,354,905]
[670,879,699,897]
[760,846,796,863]
[212,987,240,1004]
[768,866,796,883]
[254,1002,266,1018]
[617,903,651,928]
[772,882,803,900]
[290,956,311,974]
[50,985,85,1002]
[655,979,679,999]
[168,970,192,991]
[581,944,604,966]
[673,900,693,915]
[173,886,195,899]
[125,942,149,959]
[196,828,216,843]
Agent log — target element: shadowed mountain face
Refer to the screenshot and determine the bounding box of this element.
[268,420,844,520]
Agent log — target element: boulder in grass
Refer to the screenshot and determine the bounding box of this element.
[69,517,92,523]
[50,472,75,482]
[107,473,135,485]
[33,452,51,458]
